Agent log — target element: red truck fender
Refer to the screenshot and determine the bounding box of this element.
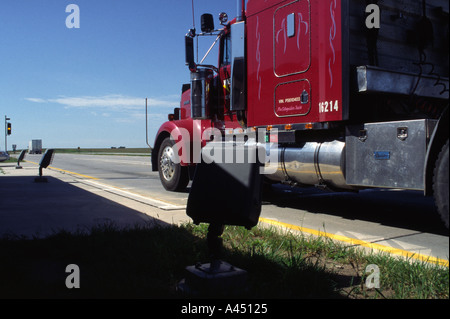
[151,119,210,171]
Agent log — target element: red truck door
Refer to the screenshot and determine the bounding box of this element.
[246,0,348,128]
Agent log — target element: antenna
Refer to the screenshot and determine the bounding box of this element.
[145,98,152,149]
[191,0,196,29]
[191,0,198,62]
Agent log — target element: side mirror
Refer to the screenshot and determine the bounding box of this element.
[35,149,55,182]
[40,149,55,169]
[185,35,196,71]
[201,13,214,33]
[15,149,27,169]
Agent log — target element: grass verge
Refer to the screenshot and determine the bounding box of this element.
[0,222,447,299]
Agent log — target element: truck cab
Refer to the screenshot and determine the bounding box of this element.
[151,15,241,191]
[152,0,449,229]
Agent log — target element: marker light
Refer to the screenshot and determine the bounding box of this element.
[219,12,228,25]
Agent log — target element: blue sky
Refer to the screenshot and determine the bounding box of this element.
[0,0,237,150]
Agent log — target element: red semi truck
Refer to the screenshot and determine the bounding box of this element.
[152,0,449,228]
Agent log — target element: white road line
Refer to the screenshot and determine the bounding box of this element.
[79,179,186,211]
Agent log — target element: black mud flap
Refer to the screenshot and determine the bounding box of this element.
[186,142,263,230]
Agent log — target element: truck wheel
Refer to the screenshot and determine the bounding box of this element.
[158,137,189,191]
[433,140,449,229]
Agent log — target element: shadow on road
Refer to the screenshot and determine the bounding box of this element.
[0,175,164,238]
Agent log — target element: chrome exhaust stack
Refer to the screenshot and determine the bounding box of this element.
[236,0,245,22]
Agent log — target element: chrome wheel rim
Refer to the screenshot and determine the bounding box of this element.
[160,146,176,181]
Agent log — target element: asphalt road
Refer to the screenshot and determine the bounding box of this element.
[25,153,449,264]
[26,152,188,207]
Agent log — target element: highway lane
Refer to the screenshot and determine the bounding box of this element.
[25,153,449,265]
[25,153,189,208]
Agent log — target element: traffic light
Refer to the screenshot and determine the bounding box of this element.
[7,123,11,135]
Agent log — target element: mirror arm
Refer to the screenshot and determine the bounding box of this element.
[195,64,218,73]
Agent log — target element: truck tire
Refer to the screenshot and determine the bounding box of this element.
[433,140,449,229]
[158,137,189,192]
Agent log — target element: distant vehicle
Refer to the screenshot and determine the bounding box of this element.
[28,139,42,154]
[0,151,10,162]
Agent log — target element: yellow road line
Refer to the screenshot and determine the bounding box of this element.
[49,167,100,180]
[259,217,449,267]
[24,160,99,180]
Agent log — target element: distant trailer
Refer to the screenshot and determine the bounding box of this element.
[28,139,42,154]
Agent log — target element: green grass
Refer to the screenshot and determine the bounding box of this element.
[0,156,18,164]
[0,222,447,299]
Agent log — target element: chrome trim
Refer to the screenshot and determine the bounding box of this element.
[346,119,431,190]
[190,69,209,119]
[357,65,449,99]
[230,21,247,111]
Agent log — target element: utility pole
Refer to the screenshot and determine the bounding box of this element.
[5,115,10,153]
